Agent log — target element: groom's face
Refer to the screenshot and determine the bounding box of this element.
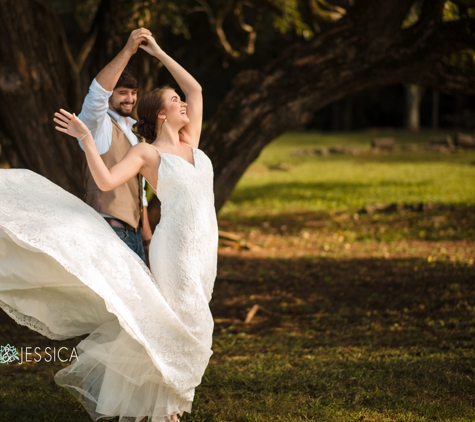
[109,87,138,117]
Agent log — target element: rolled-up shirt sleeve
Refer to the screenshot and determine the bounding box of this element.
[78,79,149,207]
[77,79,113,155]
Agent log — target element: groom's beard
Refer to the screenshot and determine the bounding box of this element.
[116,102,135,117]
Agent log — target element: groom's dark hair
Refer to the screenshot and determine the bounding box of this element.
[115,65,139,90]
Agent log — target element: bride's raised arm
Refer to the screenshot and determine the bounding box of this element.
[139,34,203,147]
[54,109,147,191]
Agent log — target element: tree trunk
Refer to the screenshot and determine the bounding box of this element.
[432,90,439,129]
[331,96,353,131]
[0,0,83,195]
[404,84,424,131]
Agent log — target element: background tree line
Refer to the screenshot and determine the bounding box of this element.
[0,0,474,209]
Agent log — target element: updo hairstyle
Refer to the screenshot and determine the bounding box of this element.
[137,85,174,141]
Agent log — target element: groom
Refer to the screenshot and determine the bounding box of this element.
[77,28,153,263]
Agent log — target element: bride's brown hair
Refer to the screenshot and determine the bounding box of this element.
[137,85,174,141]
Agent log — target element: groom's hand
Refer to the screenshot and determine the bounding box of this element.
[123,28,152,56]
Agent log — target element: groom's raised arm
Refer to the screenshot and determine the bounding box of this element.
[95,28,150,91]
[77,80,113,154]
[77,28,151,153]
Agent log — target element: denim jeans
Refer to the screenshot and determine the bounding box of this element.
[111,226,146,263]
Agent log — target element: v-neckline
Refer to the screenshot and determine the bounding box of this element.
[145,147,197,193]
[160,148,196,168]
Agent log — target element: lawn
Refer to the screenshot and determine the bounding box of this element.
[221,129,475,216]
[1,129,475,421]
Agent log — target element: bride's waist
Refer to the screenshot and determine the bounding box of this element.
[154,212,217,228]
[158,204,216,219]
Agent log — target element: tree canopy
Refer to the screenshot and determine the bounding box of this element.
[0,0,474,208]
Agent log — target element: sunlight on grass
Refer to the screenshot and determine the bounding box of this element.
[221,130,475,217]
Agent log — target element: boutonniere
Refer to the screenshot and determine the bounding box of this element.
[132,126,146,143]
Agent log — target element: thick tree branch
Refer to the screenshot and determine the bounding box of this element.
[200,11,475,210]
[76,0,111,72]
[76,26,99,72]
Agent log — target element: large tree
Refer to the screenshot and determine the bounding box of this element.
[200,0,475,209]
[0,0,474,210]
[0,0,81,192]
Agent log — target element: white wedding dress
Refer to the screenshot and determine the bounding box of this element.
[0,147,218,421]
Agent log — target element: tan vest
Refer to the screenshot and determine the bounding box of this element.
[83,117,143,229]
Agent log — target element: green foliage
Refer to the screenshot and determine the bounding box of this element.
[402,0,422,29]
[443,0,462,21]
[269,0,346,37]
[269,0,314,38]
[446,48,475,71]
[440,1,475,71]
[443,0,475,20]
[402,1,475,32]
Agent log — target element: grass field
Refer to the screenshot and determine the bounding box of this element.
[1,129,475,421]
[221,129,475,216]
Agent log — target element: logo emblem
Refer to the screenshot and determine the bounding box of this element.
[0,344,20,364]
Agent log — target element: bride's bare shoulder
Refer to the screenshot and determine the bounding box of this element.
[130,142,161,164]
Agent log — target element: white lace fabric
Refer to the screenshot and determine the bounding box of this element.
[0,148,218,422]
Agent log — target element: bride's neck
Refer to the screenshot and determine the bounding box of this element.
[153,124,181,147]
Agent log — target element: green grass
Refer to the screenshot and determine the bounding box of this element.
[221,129,475,217]
[1,129,475,421]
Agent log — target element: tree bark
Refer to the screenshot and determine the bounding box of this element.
[0,0,83,195]
[432,90,440,129]
[200,4,475,210]
[331,96,353,131]
[405,85,425,131]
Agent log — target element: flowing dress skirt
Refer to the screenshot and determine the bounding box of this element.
[0,168,217,421]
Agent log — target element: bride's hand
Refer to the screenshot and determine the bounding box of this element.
[54,109,90,140]
[138,34,163,57]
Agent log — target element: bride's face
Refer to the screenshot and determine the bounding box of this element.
[159,89,189,127]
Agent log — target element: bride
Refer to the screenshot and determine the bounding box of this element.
[0,32,218,422]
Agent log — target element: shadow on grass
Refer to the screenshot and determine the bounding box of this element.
[220,205,475,242]
[214,255,475,349]
[203,255,475,420]
[228,180,431,205]
[0,255,474,421]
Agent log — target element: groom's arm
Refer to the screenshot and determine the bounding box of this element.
[77,28,151,154]
[95,28,150,91]
[77,80,113,154]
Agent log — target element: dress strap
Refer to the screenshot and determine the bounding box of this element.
[143,177,157,193]
[149,144,161,154]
